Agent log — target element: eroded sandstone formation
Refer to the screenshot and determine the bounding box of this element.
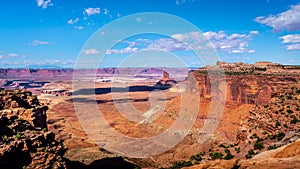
[191,72,298,106]
[0,90,67,169]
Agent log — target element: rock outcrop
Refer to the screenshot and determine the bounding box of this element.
[0,90,67,169]
[0,90,48,129]
[154,71,177,89]
[191,72,299,106]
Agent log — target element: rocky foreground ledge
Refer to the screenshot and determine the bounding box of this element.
[0,89,67,169]
[0,89,139,169]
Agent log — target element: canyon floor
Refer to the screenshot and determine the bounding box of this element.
[42,74,300,168]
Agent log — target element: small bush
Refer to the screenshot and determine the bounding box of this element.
[250,133,258,139]
[277,132,285,141]
[275,121,281,127]
[290,115,299,124]
[210,152,223,160]
[219,143,227,148]
[254,140,264,150]
[172,160,193,169]
[268,145,278,150]
[15,133,22,140]
[291,119,299,124]
[190,153,203,162]
[246,149,255,159]
[235,147,240,153]
[224,148,234,160]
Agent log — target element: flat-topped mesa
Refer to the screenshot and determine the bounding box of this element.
[213,61,300,75]
[189,62,300,105]
[154,71,177,89]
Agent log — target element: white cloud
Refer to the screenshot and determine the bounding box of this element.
[176,0,193,6]
[202,31,226,40]
[67,18,79,25]
[279,34,300,50]
[106,47,139,54]
[74,26,84,30]
[85,7,100,16]
[286,43,300,50]
[36,0,53,9]
[248,49,255,53]
[280,34,300,43]
[31,40,53,46]
[250,30,259,35]
[83,49,100,55]
[104,9,109,15]
[105,31,257,55]
[143,38,189,52]
[255,4,300,31]
[8,53,18,58]
[172,31,257,54]
[136,18,142,23]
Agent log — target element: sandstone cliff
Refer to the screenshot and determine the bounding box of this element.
[0,90,67,169]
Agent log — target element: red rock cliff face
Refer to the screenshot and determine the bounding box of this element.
[189,72,299,106]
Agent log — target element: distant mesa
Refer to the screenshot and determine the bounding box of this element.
[206,61,300,75]
[154,71,177,89]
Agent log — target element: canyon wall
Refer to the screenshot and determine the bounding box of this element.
[189,71,299,106]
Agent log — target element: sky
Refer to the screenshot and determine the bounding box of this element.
[0,0,300,68]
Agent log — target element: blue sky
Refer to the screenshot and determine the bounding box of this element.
[0,0,300,68]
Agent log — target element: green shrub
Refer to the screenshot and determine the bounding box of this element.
[246,149,255,159]
[287,109,294,114]
[235,147,240,153]
[290,115,299,124]
[277,132,285,141]
[210,152,223,160]
[15,133,22,140]
[224,148,234,160]
[268,145,278,150]
[219,143,227,148]
[190,153,203,162]
[254,140,264,150]
[275,121,281,127]
[291,118,299,124]
[250,133,258,139]
[172,160,193,169]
